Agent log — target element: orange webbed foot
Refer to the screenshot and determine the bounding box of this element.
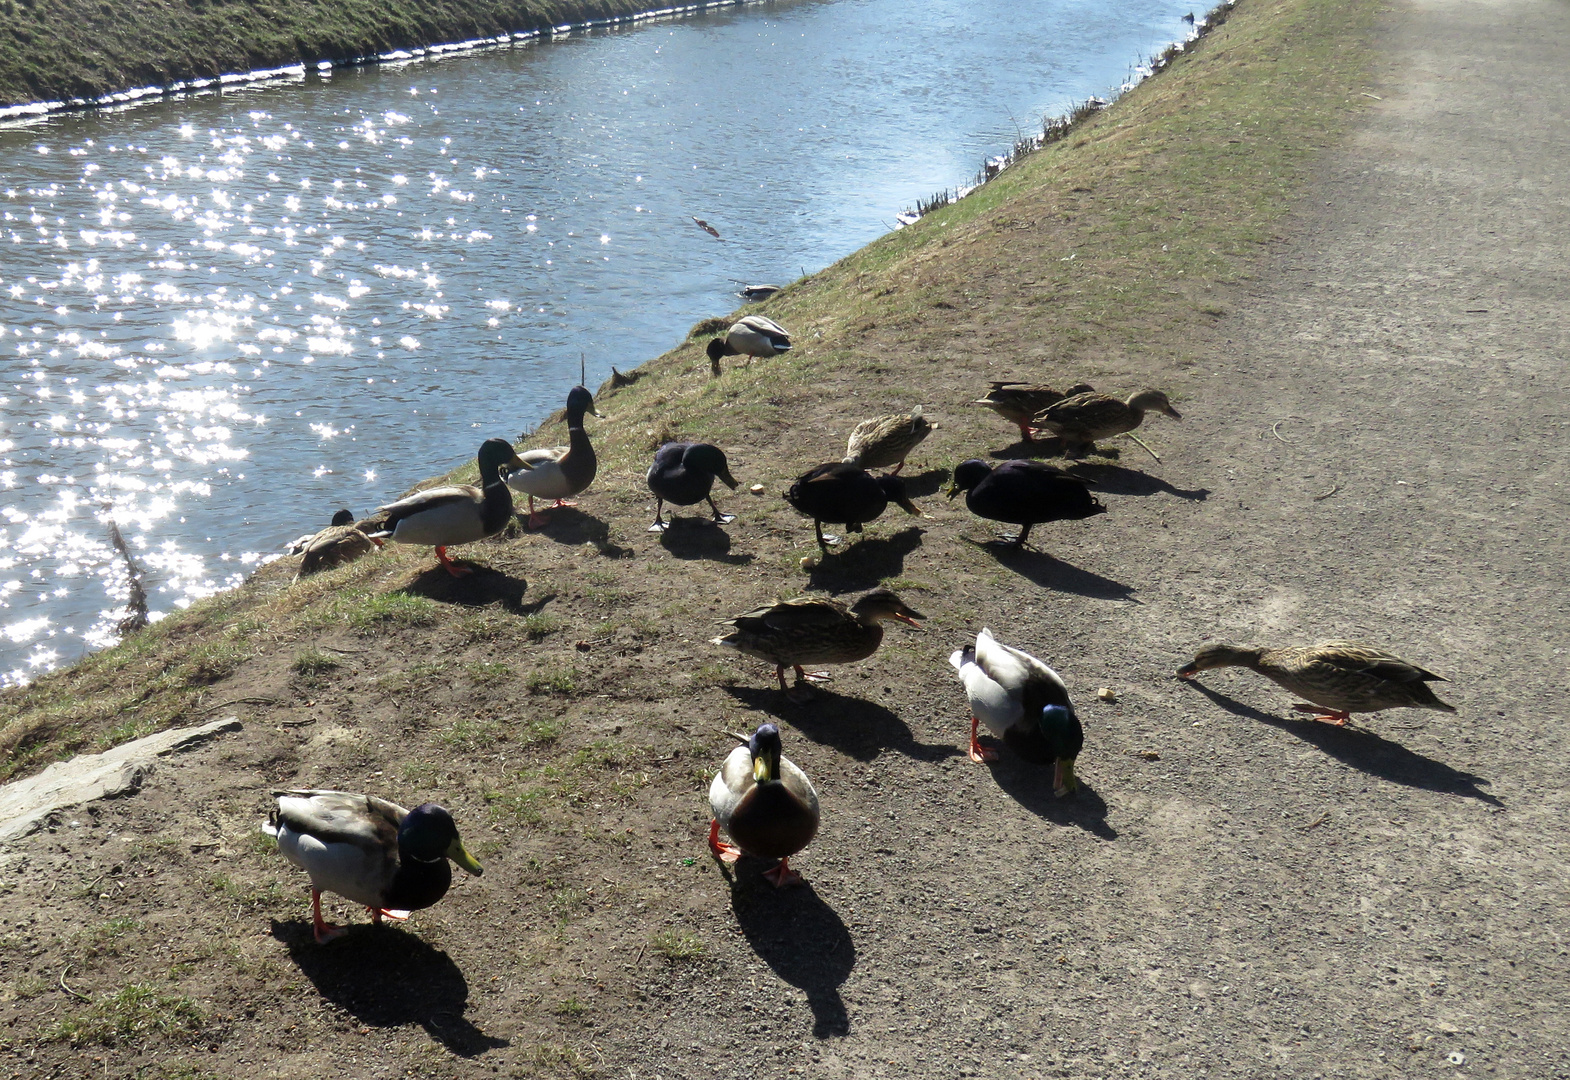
[968,716,999,763]
[1292,703,1350,726]
[762,859,803,888]
[707,819,742,864]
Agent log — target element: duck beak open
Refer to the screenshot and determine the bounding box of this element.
[1054,758,1078,798]
[447,838,484,876]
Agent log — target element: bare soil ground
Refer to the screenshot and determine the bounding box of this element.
[3,0,1568,1077]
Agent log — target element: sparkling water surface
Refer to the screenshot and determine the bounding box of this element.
[0,0,1197,684]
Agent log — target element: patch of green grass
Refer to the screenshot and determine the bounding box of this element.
[650,929,705,962]
[47,984,205,1047]
[553,996,589,1017]
[438,717,505,751]
[74,916,141,956]
[520,612,565,641]
[465,660,514,679]
[526,666,578,696]
[206,872,283,910]
[290,649,341,676]
[690,663,737,689]
[485,787,545,826]
[347,591,438,630]
[520,1041,598,1078]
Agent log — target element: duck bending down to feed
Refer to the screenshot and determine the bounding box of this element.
[973,381,1095,442]
[291,509,383,581]
[947,458,1105,549]
[713,589,924,701]
[507,385,602,528]
[1031,388,1181,456]
[263,789,483,944]
[843,407,932,474]
[949,628,1083,795]
[646,441,739,531]
[708,723,820,888]
[785,462,922,555]
[706,314,791,375]
[1177,641,1457,726]
[371,437,529,576]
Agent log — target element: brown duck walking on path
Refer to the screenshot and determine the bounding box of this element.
[1032,388,1181,456]
[842,407,932,473]
[712,590,924,701]
[1177,641,1457,726]
[974,381,1095,442]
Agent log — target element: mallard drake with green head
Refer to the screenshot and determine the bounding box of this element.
[843,407,932,474]
[1177,641,1456,725]
[371,438,529,576]
[974,381,1095,442]
[706,314,791,375]
[263,789,483,944]
[786,462,922,555]
[708,723,820,888]
[949,628,1083,795]
[712,589,924,700]
[291,509,383,581]
[646,441,739,531]
[508,386,602,528]
[947,459,1105,549]
[1032,388,1180,456]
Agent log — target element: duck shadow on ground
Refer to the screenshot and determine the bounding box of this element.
[1182,682,1502,807]
[722,685,963,764]
[726,879,855,1038]
[658,521,755,565]
[986,756,1118,839]
[807,526,925,592]
[895,466,951,500]
[271,921,507,1056]
[990,437,1102,461]
[516,506,635,557]
[1063,462,1209,501]
[401,565,552,616]
[965,539,1137,602]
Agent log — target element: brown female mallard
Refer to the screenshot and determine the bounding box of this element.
[712,589,924,700]
[974,381,1095,441]
[842,407,932,474]
[708,723,819,888]
[1032,388,1181,455]
[1177,641,1457,725]
[291,510,383,581]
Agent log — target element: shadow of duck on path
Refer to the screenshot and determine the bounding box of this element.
[1064,462,1210,501]
[658,521,755,565]
[987,757,1118,839]
[967,540,1138,602]
[807,526,925,593]
[727,879,855,1038]
[722,685,962,764]
[272,922,508,1056]
[401,564,553,616]
[1182,681,1501,807]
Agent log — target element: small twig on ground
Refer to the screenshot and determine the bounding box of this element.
[1270,419,1291,443]
[633,944,645,967]
[1312,483,1340,501]
[280,718,317,729]
[1123,432,1162,462]
[206,697,280,712]
[1298,811,1330,831]
[59,965,91,1001]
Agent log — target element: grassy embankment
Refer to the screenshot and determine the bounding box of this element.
[0,0,712,107]
[0,0,1382,787]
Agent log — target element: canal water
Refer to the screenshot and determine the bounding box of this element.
[0,0,1198,684]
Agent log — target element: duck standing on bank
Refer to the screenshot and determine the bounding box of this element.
[950,628,1083,795]
[947,458,1105,549]
[713,589,924,701]
[974,381,1095,442]
[706,314,791,375]
[263,789,484,944]
[290,509,383,581]
[1177,641,1457,726]
[708,723,820,888]
[371,437,530,576]
[508,385,602,528]
[646,441,740,531]
[1032,388,1181,456]
[786,462,922,555]
[843,407,932,474]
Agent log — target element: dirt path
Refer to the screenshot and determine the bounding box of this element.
[3,0,1567,1077]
